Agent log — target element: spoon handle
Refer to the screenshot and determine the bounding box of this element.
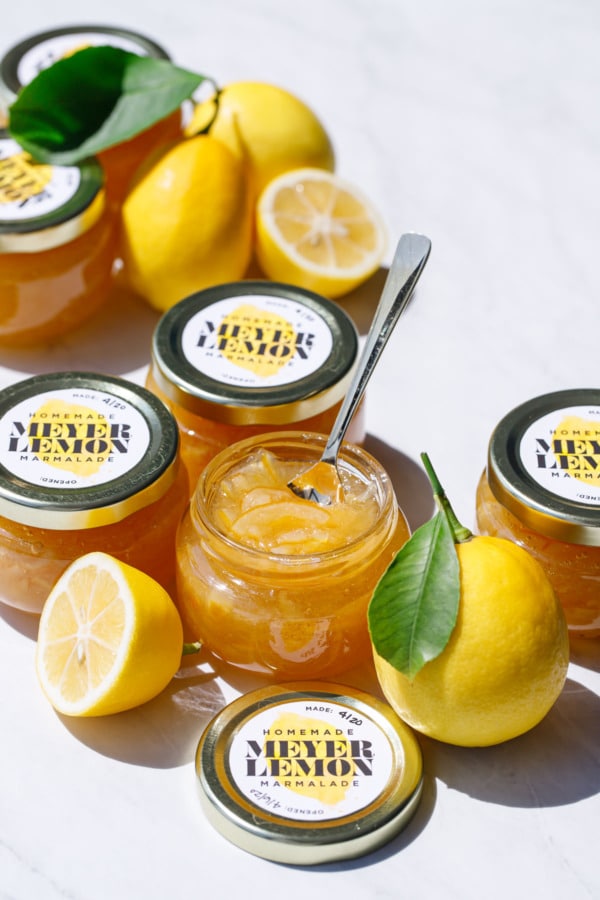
[321,232,432,465]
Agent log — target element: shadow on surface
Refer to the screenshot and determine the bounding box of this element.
[422,678,600,808]
[59,654,227,768]
[0,602,39,640]
[364,436,434,532]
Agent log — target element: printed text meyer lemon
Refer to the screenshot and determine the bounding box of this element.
[186,81,335,199]
[255,167,387,299]
[373,535,570,746]
[36,552,185,716]
[120,134,253,311]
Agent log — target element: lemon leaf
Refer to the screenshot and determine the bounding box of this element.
[8,46,206,165]
[368,511,460,679]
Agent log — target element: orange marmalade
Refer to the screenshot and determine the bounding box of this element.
[0,132,117,346]
[0,372,188,614]
[0,25,182,205]
[175,432,409,678]
[146,283,365,494]
[476,389,600,637]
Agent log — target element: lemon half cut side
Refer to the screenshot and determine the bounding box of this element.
[36,552,184,717]
[255,167,387,299]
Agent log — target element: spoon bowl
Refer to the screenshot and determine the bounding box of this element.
[287,232,432,505]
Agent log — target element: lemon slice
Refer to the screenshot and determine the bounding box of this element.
[255,167,387,299]
[36,552,184,717]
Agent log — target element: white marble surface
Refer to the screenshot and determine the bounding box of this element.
[2,2,600,898]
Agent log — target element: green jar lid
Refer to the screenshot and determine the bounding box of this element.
[0,130,105,253]
[0,24,170,105]
[195,682,423,865]
[150,281,360,426]
[487,388,600,545]
[0,372,179,530]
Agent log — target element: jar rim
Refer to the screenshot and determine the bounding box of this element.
[0,372,180,529]
[487,388,600,545]
[0,130,106,253]
[149,282,360,424]
[193,431,398,564]
[0,24,171,99]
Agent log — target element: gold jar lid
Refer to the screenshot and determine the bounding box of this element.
[195,682,423,865]
[0,372,179,530]
[150,282,360,426]
[0,24,170,110]
[487,389,600,545]
[0,130,105,253]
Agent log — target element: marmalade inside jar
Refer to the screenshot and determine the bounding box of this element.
[0,461,189,615]
[175,438,409,678]
[476,471,600,637]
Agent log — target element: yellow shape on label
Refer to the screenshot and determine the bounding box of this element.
[552,415,600,489]
[28,400,112,477]
[0,152,53,205]
[263,711,366,805]
[217,303,296,378]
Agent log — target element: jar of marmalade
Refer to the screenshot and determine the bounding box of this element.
[0,25,182,202]
[175,432,409,679]
[145,282,366,494]
[0,372,189,614]
[476,389,600,637]
[0,131,117,346]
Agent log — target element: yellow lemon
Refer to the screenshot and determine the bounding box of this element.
[185,81,335,199]
[255,167,387,299]
[119,134,253,312]
[373,536,569,747]
[36,552,184,716]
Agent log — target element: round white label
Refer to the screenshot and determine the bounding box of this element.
[0,137,80,220]
[0,387,151,489]
[180,294,334,387]
[520,403,600,505]
[226,698,394,822]
[16,32,152,86]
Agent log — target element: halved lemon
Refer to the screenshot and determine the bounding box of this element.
[36,552,184,717]
[255,167,387,299]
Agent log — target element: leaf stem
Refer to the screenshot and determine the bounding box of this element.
[182,641,202,656]
[420,452,472,544]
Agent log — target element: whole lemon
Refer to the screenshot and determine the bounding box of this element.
[373,536,570,747]
[120,134,253,312]
[185,81,335,199]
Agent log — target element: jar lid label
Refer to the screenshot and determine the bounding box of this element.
[520,403,600,506]
[0,137,81,221]
[180,294,333,388]
[228,698,393,820]
[195,682,423,865]
[0,386,150,489]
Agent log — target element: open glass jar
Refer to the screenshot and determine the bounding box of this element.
[145,282,365,494]
[476,389,600,637]
[0,372,189,613]
[175,432,409,679]
[0,25,182,203]
[0,131,117,346]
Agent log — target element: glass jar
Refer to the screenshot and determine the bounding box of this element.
[0,25,182,204]
[0,131,117,346]
[476,389,600,637]
[145,281,366,494]
[0,372,189,614]
[175,432,409,679]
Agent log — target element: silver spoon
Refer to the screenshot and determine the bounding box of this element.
[287,232,432,505]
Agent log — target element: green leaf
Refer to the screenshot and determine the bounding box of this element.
[368,511,460,679]
[8,46,207,165]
